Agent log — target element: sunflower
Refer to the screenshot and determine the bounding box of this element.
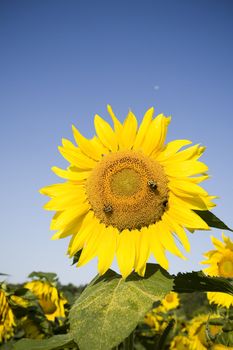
[144,305,169,333]
[211,345,232,350]
[24,280,67,321]
[161,291,180,311]
[19,316,45,339]
[201,234,233,308]
[0,288,15,343]
[170,335,191,350]
[188,314,222,350]
[40,106,215,278]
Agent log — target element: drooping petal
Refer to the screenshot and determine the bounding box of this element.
[163,212,190,252]
[68,211,95,256]
[97,226,119,275]
[77,222,105,267]
[147,224,169,270]
[156,220,186,259]
[168,205,210,230]
[134,227,150,276]
[116,229,135,278]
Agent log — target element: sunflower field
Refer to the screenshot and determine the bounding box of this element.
[1,107,233,350]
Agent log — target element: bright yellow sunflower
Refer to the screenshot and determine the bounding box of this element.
[170,335,191,350]
[144,305,169,333]
[211,344,232,350]
[161,291,180,311]
[24,280,67,322]
[40,106,215,278]
[0,288,15,343]
[188,314,222,350]
[201,234,233,308]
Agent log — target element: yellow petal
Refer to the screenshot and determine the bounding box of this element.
[165,160,208,177]
[97,226,118,275]
[163,213,190,252]
[157,220,186,259]
[170,144,205,162]
[134,227,150,276]
[147,224,169,270]
[107,105,123,138]
[140,114,171,155]
[211,235,225,250]
[168,205,210,230]
[50,202,90,231]
[58,145,96,169]
[156,139,192,162]
[44,187,86,210]
[51,166,90,181]
[78,222,104,267]
[94,114,118,152]
[119,110,138,150]
[133,107,154,150]
[40,183,77,197]
[116,229,135,278]
[61,138,77,150]
[51,214,84,240]
[168,179,209,198]
[68,211,95,256]
[72,125,103,161]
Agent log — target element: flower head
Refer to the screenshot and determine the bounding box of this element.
[0,288,15,343]
[188,314,222,350]
[41,106,215,278]
[170,335,191,350]
[161,291,180,311]
[24,280,67,321]
[201,234,233,308]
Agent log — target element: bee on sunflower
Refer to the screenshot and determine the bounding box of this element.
[41,106,216,278]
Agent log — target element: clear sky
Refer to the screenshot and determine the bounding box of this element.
[1,0,233,286]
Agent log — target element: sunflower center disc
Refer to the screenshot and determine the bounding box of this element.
[111,168,142,197]
[39,298,57,314]
[218,258,233,278]
[86,150,169,231]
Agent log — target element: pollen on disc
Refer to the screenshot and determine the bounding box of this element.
[110,168,142,197]
[86,150,169,231]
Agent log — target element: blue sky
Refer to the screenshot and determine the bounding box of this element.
[1,0,233,286]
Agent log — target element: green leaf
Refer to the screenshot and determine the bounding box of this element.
[173,271,233,294]
[28,271,58,283]
[194,210,233,231]
[13,334,76,350]
[69,264,173,350]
